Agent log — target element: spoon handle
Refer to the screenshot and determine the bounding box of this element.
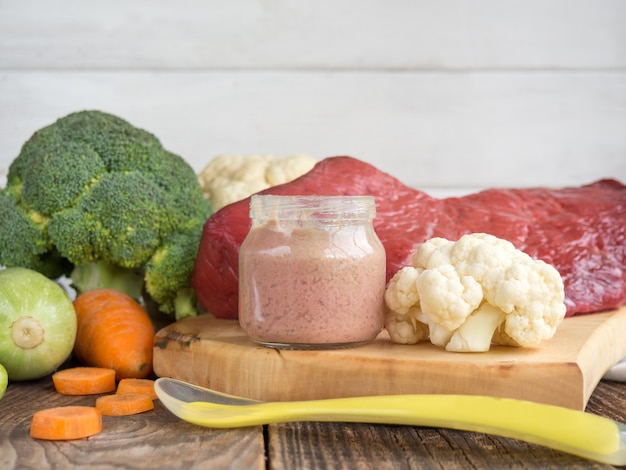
[184,394,626,465]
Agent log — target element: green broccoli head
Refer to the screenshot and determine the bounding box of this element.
[0,110,212,318]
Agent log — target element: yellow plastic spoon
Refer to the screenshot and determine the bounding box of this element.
[154,377,626,465]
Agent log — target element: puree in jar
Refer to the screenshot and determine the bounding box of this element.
[238,202,386,349]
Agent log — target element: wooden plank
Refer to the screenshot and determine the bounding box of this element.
[1,71,625,191]
[152,307,626,411]
[0,374,266,469]
[1,0,625,69]
[268,381,626,469]
[267,422,598,469]
[2,373,625,468]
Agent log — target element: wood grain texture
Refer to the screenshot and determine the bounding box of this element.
[3,377,626,468]
[0,375,265,469]
[1,1,625,192]
[267,422,610,469]
[152,308,626,411]
[1,0,625,69]
[266,381,626,469]
[0,71,624,191]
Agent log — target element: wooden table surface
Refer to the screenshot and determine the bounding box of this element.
[2,372,626,469]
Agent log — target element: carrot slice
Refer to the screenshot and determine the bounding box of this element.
[52,367,116,395]
[30,406,102,440]
[95,392,155,416]
[116,378,157,400]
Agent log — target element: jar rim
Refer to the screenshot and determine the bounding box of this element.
[249,195,376,220]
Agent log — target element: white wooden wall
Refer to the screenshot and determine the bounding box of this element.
[1,0,625,196]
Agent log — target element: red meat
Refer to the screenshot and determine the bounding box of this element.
[192,156,626,319]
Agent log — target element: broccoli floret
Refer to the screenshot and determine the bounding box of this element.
[45,109,163,172]
[144,227,204,320]
[9,128,106,214]
[0,192,68,278]
[0,110,212,319]
[49,172,172,267]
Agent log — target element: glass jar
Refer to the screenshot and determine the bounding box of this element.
[238,195,386,349]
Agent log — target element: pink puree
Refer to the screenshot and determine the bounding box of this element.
[239,221,386,346]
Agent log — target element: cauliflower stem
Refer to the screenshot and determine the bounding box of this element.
[445,303,506,352]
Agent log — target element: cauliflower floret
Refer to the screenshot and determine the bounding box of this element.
[490,259,567,347]
[384,232,567,353]
[416,265,484,347]
[209,179,268,212]
[198,154,317,211]
[384,266,421,315]
[412,236,453,269]
[385,309,430,345]
[384,267,429,344]
[266,155,316,186]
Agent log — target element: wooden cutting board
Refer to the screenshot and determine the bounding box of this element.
[153,307,626,410]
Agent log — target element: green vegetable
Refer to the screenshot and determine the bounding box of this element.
[0,267,77,381]
[0,363,7,400]
[0,110,212,318]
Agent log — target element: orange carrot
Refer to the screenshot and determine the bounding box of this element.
[30,406,102,440]
[116,378,157,400]
[95,392,154,416]
[52,367,116,395]
[73,289,155,380]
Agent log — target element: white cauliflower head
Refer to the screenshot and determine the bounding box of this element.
[198,154,317,211]
[384,233,567,352]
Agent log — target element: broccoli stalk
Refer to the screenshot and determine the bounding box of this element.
[71,261,144,300]
[70,259,199,321]
[0,110,212,319]
[173,288,200,321]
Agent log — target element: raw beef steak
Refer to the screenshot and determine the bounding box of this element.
[192,157,626,319]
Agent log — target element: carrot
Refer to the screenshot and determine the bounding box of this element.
[52,367,116,395]
[116,378,157,400]
[30,406,102,440]
[95,392,154,416]
[73,289,155,380]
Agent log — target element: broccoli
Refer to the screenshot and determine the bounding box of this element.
[0,110,212,320]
